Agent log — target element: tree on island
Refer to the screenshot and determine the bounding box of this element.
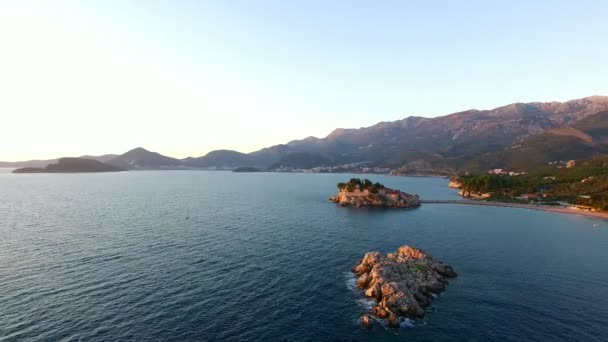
[337,178,385,192]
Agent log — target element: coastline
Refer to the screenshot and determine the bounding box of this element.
[421,199,608,221]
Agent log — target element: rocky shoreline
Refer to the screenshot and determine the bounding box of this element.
[352,246,456,328]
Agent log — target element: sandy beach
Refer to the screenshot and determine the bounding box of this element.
[421,199,608,221]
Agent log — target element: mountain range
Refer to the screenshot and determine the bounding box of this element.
[3,95,608,173]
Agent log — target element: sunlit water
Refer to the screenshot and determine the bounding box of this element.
[1,169,607,341]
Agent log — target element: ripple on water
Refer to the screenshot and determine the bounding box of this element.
[1,171,608,342]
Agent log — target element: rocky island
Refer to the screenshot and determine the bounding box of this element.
[13,158,126,173]
[330,178,420,208]
[353,245,456,328]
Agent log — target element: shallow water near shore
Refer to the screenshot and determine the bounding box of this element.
[1,170,608,341]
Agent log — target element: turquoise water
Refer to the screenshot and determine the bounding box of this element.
[1,170,607,341]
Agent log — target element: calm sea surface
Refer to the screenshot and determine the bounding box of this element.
[1,169,607,341]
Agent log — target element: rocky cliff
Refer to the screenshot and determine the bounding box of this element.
[448,176,463,189]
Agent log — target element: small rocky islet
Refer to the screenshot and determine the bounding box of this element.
[329,178,421,208]
[353,245,456,329]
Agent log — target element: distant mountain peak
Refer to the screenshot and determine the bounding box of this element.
[3,95,607,173]
[106,147,181,170]
[182,149,250,169]
[326,128,349,139]
[125,147,150,154]
[301,136,320,142]
[585,95,608,102]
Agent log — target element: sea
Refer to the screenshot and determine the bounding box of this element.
[1,169,607,341]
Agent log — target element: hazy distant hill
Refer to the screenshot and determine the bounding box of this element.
[0,159,58,168]
[3,96,608,173]
[183,150,251,169]
[0,154,118,168]
[452,109,608,170]
[105,147,183,170]
[13,158,125,173]
[243,96,608,171]
[80,154,119,163]
[269,152,331,169]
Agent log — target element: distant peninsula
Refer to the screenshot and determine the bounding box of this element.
[330,178,420,208]
[232,166,262,173]
[13,158,126,173]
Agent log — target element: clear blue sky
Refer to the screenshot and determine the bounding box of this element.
[1,0,607,161]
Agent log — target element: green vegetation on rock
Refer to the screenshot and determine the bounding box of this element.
[338,178,385,192]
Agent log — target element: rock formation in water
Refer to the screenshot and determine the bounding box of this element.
[329,178,420,208]
[448,176,463,189]
[353,245,456,328]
